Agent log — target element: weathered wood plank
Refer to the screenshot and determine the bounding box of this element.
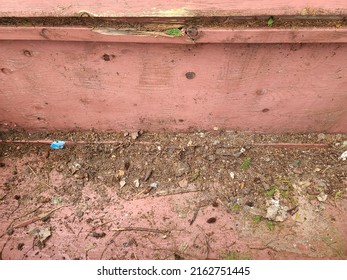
[1,27,347,44]
[0,1,346,17]
[0,41,346,132]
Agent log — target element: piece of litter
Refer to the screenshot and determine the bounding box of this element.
[150,182,158,189]
[51,197,63,204]
[229,172,235,179]
[50,141,65,149]
[339,151,347,160]
[317,192,328,202]
[30,227,51,248]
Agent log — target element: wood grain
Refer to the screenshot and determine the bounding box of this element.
[0,41,346,132]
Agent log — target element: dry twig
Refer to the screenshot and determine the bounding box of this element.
[111,227,169,234]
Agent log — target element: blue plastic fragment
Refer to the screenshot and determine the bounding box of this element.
[50,141,65,150]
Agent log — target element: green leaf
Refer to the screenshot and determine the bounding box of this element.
[267,17,274,26]
[265,186,277,198]
[240,157,251,170]
[231,203,240,212]
[166,28,182,36]
[191,169,200,181]
[267,220,275,231]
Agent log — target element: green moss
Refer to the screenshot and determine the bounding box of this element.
[240,157,251,170]
[335,190,343,199]
[267,220,275,231]
[231,203,240,212]
[190,169,200,181]
[223,250,250,260]
[252,215,262,225]
[166,28,182,36]
[265,186,278,198]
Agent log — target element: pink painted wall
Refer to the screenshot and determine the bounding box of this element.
[0,39,346,132]
[1,0,346,17]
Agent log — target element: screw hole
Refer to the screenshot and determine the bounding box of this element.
[102,54,110,61]
[185,72,196,79]
[23,50,33,57]
[262,108,270,113]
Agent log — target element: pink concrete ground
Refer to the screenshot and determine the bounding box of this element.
[1,145,346,260]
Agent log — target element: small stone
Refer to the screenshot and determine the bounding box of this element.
[68,161,81,175]
[115,170,125,179]
[266,201,288,222]
[76,210,84,218]
[213,127,219,131]
[178,179,188,188]
[317,192,328,202]
[150,182,158,189]
[207,155,216,162]
[175,162,190,177]
[51,197,63,204]
[131,131,139,140]
[6,228,14,236]
[266,205,279,220]
[342,140,347,147]
[91,232,106,239]
[134,179,140,188]
[229,172,235,179]
[124,161,130,170]
[234,147,246,158]
[119,180,126,188]
[275,207,289,222]
[317,133,326,141]
[17,243,24,251]
[206,217,217,224]
[76,180,84,186]
[213,140,220,145]
[339,151,347,161]
[124,132,129,137]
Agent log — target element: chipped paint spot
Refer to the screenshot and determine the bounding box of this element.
[155,8,191,17]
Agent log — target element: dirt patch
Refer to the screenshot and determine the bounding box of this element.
[0,16,346,30]
[0,130,346,259]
